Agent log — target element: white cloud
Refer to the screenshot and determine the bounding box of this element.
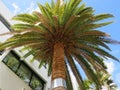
[12,2,40,15]
[104,61,114,74]
[12,3,20,15]
[117,87,120,90]
[34,7,40,12]
[25,2,35,13]
[115,73,120,89]
[102,86,108,90]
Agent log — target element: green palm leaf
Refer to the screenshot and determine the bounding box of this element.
[0,0,119,89]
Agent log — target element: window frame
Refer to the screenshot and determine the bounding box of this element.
[0,14,12,55]
[0,14,11,31]
[2,50,45,90]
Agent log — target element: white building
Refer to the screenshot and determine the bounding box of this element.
[0,1,51,90]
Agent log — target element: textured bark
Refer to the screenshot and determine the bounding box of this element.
[52,43,66,80]
[52,0,66,90]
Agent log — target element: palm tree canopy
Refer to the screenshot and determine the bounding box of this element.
[83,72,118,90]
[0,0,119,89]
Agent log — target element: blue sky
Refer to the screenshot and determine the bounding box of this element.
[2,0,120,89]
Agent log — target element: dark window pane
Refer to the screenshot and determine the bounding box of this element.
[30,75,43,90]
[3,53,20,72]
[17,64,31,84]
[0,50,4,55]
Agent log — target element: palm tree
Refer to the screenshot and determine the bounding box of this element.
[99,72,117,90]
[0,0,119,90]
[82,72,117,90]
[82,79,94,90]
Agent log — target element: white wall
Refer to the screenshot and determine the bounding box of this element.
[0,0,16,25]
[0,62,32,90]
[0,1,51,90]
[0,0,16,42]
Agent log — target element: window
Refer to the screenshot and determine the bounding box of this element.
[30,75,44,90]
[17,64,32,84]
[3,52,20,72]
[2,51,45,90]
[0,15,45,90]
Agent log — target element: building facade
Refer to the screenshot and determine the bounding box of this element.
[0,1,51,90]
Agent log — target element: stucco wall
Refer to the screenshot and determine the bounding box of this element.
[0,62,32,90]
[0,1,51,90]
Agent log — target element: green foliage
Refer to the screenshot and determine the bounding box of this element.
[0,0,119,89]
[31,80,40,88]
[82,72,118,90]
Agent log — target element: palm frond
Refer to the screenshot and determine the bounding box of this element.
[94,14,114,22]
[0,1,119,90]
[12,14,38,24]
[65,52,86,90]
[74,54,101,89]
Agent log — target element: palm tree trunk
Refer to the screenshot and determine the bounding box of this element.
[51,43,66,90]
